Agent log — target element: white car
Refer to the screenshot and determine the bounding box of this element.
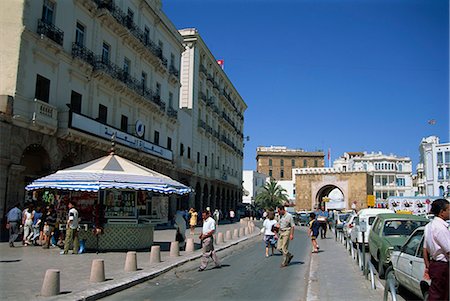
[351,208,395,246]
[343,213,357,239]
[389,226,430,300]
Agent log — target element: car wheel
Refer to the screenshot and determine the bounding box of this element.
[377,255,385,278]
[385,266,399,292]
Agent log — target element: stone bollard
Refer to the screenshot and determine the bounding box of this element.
[124,251,138,272]
[41,269,60,297]
[233,228,239,239]
[239,227,245,237]
[185,238,195,253]
[217,232,225,244]
[90,259,106,283]
[150,245,161,263]
[246,227,251,235]
[170,241,180,257]
[225,230,232,241]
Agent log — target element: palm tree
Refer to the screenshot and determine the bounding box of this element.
[255,179,289,210]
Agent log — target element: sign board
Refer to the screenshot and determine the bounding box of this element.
[367,195,375,207]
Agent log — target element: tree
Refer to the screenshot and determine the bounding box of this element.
[255,179,289,210]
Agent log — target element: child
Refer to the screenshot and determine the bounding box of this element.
[308,212,320,253]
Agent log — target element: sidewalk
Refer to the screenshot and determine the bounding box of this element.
[0,220,258,301]
[306,233,384,301]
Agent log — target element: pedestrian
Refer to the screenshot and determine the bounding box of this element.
[6,203,22,247]
[262,211,278,257]
[198,210,221,271]
[423,198,450,301]
[189,208,197,235]
[22,203,34,246]
[316,206,329,239]
[213,209,220,225]
[31,206,43,245]
[62,201,79,255]
[276,204,295,267]
[229,209,235,222]
[42,205,57,248]
[174,210,186,248]
[308,212,320,253]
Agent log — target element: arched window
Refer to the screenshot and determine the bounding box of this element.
[398,163,403,172]
[439,186,445,197]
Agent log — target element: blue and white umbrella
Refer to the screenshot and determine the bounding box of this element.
[25,153,192,195]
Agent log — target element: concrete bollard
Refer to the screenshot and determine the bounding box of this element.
[239,227,245,237]
[90,259,106,283]
[185,238,195,252]
[217,232,224,244]
[124,251,138,272]
[150,245,161,263]
[233,228,239,239]
[225,230,232,241]
[170,241,180,257]
[244,227,249,236]
[41,269,60,297]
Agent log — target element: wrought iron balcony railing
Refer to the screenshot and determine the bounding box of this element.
[167,106,178,119]
[169,65,179,77]
[72,42,95,65]
[37,19,64,46]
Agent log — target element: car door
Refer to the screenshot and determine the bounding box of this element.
[395,230,423,289]
[410,235,426,298]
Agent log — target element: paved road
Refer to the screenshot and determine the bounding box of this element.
[103,228,310,301]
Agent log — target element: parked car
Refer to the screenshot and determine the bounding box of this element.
[368,213,429,278]
[334,212,351,230]
[389,226,430,300]
[343,213,357,239]
[297,211,310,226]
[351,208,395,246]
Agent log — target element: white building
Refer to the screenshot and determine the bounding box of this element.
[418,136,450,197]
[333,152,413,202]
[178,28,247,212]
[242,170,268,205]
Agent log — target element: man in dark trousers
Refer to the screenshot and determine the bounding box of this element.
[6,204,22,247]
[423,198,450,301]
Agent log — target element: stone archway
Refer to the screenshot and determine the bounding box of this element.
[203,183,209,210]
[195,182,202,211]
[210,186,216,210]
[315,185,344,210]
[20,144,51,185]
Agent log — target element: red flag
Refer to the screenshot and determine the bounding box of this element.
[327,148,330,160]
[217,59,224,69]
[427,119,436,125]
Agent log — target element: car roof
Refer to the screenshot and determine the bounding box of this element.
[374,213,429,221]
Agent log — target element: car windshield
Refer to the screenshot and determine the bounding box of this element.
[339,214,349,221]
[345,215,353,223]
[383,220,428,236]
[368,216,376,225]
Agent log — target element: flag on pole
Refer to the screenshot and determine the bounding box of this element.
[427,119,436,125]
[327,148,330,161]
[217,59,224,69]
[328,148,331,167]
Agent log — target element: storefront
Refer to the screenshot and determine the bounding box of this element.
[25,152,191,251]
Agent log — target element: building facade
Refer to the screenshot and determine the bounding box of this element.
[333,152,413,203]
[242,170,268,205]
[0,1,246,231]
[256,146,324,181]
[417,136,450,197]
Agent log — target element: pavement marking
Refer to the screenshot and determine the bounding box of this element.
[306,252,319,301]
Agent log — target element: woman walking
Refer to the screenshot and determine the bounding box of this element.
[262,211,278,257]
[189,208,198,235]
[22,204,34,246]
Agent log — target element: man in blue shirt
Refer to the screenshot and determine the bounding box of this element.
[316,206,329,239]
[7,204,22,247]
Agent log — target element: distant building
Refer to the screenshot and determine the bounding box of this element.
[333,152,413,203]
[242,170,268,205]
[256,146,324,181]
[417,136,450,197]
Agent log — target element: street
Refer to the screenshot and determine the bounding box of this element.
[103,227,310,301]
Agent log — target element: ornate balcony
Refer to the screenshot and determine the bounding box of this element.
[72,43,95,65]
[167,107,178,119]
[169,65,179,77]
[37,19,64,46]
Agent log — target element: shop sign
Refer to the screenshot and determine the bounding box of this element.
[71,112,172,161]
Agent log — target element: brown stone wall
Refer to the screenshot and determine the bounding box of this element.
[257,154,325,181]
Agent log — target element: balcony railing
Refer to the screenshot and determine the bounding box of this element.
[32,98,58,129]
[169,65,179,77]
[72,43,95,65]
[37,19,64,46]
[167,106,178,119]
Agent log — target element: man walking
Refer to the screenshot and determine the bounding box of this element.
[277,205,295,267]
[6,204,22,247]
[198,210,221,271]
[423,198,450,301]
[63,201,79,255]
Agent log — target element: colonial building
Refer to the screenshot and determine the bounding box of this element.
[256,146,324,181]
[177,28,247,213]
[417,136,450,197]
[0,0,246,232]
[333,151,413,204]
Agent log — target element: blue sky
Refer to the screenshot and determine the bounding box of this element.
[163,0,449,171]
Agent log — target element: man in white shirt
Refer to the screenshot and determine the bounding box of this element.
[423,198,450,301]
[198,210,221,271]
[63,201,80,255]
